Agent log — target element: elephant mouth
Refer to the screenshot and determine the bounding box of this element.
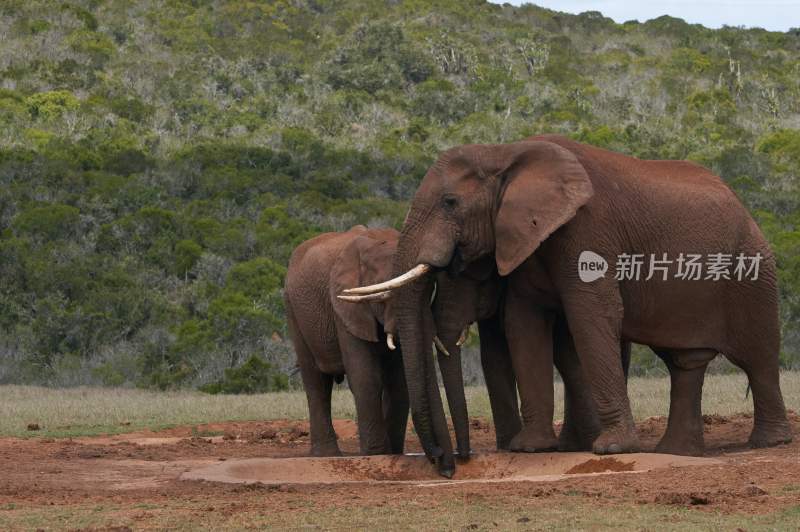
[446,247,467,277]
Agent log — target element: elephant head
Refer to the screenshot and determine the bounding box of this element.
[329,227,400,344]
[341,140,593,475]
[333,227,478,465]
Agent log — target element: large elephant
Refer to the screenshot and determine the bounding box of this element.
[284,225,408,456]
[344,135,791,476]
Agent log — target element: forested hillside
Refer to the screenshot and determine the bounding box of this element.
[1,0,798,388]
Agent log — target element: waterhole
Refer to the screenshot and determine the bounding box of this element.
[180,452,720,485]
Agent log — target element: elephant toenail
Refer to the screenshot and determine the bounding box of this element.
[607,443,622,453]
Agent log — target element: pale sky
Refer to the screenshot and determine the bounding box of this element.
[490,1,799,31]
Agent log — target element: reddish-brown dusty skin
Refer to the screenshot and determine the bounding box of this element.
[0,412,798,520]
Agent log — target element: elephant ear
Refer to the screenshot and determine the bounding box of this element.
[354,229,398,332]
[330,235,380,343]
[494,141,594,276]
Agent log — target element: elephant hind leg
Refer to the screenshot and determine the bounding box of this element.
[295,348,342,456]
[723,293,792,448]
[746,369,792,448]
[289,306,340,457]
[725,346,792,448]
[654,348,715,456]
[301,366,340,457]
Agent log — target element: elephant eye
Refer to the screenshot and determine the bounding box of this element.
[442,195,458,211]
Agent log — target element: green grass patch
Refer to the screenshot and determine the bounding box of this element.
[0,371,797,438]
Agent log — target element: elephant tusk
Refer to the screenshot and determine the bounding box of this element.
[337,291,392,302]
[386,333,396,351]
[433,336,451,357]
[456,326,471,347]
[341,264,432,295]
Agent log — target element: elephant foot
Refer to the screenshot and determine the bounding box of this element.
[557,422,598,452]
[655,432,704,456]
[592,424,640,455]
[749,421,792,448]
[496,433,516,451]
[388,437,406,455]
[311,442,342,457]
[437,453,456,479]
[509,425,558,453]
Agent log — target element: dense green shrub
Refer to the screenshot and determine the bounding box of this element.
[174,239,203,277]
[26,91,79,120]
[13,204,80,241]
[199,355,289,394]
[226,258,286,299]
[67,29,115,67]
[325,22,433,92]
[757,129,800,171]
[0,0,798,387]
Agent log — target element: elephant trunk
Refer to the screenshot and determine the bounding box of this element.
[395,277,433,450]
[393,229,455,477]
[432,276,472,460]
[422,303,456,476]
[396,276,452,468]
[436,341,470,459]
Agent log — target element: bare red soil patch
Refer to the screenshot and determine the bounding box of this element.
[0,411,798,521]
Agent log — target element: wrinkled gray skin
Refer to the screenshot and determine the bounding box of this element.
[391,135,791,476]
[285,226,407,456]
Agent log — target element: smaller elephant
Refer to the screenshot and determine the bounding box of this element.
[284,226,408,456]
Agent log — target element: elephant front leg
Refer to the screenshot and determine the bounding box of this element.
[382,349,409,455]
[654,349,716,456]
[478,316,522,450]
[563,290,639,455]
[342,339,390,455]
[504,295,558,453]
[553,318,601,452]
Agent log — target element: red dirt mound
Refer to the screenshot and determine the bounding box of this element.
[565,457,635,474]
